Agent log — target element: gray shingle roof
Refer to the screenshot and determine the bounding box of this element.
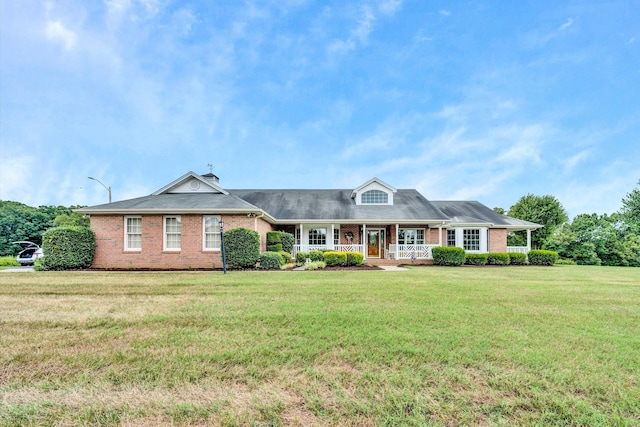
[77,193,260,213]
[430,201,541,229]
[227,189,449,222]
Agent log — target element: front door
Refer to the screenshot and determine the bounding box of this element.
[367,229,383,258]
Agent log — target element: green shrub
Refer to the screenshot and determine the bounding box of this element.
[267,243,283,252]
[487,252,510,266]
[556,258,577,265]
[324,251,348,266]
[432,246,466,266]
[305,261,326,271]
[295,251,308,266]
[528,249,558,266]
[266,231,282,244]
[465,253,488,266]
[258,252,282,270]
[345,251,364,266]
[224,228,260,269]
[509,252,527,265]
[309,250,325,262]
[40,226,95,270]
[0,256,20,267]
[280,263,296,270]
[280,232,294,254]
[33,258,47,271]
[278,251,292,265]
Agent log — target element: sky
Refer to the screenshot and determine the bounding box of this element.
[1,0,639,219]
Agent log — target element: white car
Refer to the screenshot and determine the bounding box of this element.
[12,241,44,265]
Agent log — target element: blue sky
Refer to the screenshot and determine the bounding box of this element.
[1,0,638,218]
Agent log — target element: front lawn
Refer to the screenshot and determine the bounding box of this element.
[0,266,638,426]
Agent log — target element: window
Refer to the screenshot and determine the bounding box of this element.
[398,228,425,245]
[125,217,142,250]
[447,229,456,247]
[361,190,388,204]
[203,215,221,250]
[463,229,480,251]
[308,228,327,246]
[164,216,182,250]
[334,228,340,246]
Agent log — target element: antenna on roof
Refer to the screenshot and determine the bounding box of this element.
[207,163,213,174]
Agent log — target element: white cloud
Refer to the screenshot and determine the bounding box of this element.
[558,18,573,31]
[378,0,403,16]
[45,20,77,50]
[439,10,451,17]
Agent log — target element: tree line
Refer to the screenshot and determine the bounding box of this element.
[496,180,640,267]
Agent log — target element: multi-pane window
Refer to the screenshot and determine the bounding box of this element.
[463,229,480,251]
[164,216,182,250]
[308,228,327,246]
[447,229,456,247]
[334,229,340,246]
[125,217,142,250]
[398,228,425,245]
[203,215,221,250]
[361,190,388,204]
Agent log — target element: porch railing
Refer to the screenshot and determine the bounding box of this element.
[388,244,439,260]
[507,246,530,254]
[292,244,365,257]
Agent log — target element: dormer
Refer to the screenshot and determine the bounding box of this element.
[351,177,397,205]
[152,171,229,195]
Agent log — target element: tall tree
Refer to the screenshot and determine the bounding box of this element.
[620,180,640,232]
[508,194,568,249]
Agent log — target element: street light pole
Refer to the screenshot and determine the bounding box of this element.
[88,176,112,203]
[220,219,227,274]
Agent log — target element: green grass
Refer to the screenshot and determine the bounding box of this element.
[0,266,638,426]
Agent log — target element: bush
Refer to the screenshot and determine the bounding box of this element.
[295,251,308,266]
[278,251,292,265]
[345,251,364,266]
[280,232,294,254]
[40,226,95,270]
[324,251,347,266]
[556,258,577,265]
[266,231,282,244]
[224,228,260,269]
[267,243,283,252]
[258,252,282,270]
[465,253,488,266]
[487,252,510,266]
[528,249,558,266]
[309,250,325,262]
[0,256,19,267]
[509,252,527,265]
[305,261,326,271]
[432,246,466,266]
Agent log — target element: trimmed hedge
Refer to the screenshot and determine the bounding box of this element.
[528,249,558,266]
[266,231,281,244]
[224,228,260,269]
[432,246,466,266]
[40,226,95,270]
[278,251,292,265]
[324,251,348,266]
[345,251,364,266]
[309,250,325,262]
[280,232,294,254]
[258,252,282,270]
[465,253,488,266]
[487,252,510,266]
[267,243,283,252]
[295,251,308,265]
[509,252,528,265]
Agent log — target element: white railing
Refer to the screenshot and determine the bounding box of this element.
[507,246,529,254]
[292,244,365,257]
[388,244,439,259]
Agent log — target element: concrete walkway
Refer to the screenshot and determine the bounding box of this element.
[378,265,409,271]
[1,266,34,272]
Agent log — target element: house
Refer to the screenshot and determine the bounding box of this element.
[77,171,541,269]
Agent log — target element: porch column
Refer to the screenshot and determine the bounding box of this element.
[331,224,335,250]
[362,224,367,258]
[300,223,303,250]
[527,229,532,252]
[438,224,442,246]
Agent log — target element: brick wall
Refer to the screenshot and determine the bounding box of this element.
[489,228,508,252]
[90,214,274,269]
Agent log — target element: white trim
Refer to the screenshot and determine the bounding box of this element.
[202,215,221,251]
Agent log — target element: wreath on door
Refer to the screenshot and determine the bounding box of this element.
[344,231,354,242]
[369,233,377,245]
